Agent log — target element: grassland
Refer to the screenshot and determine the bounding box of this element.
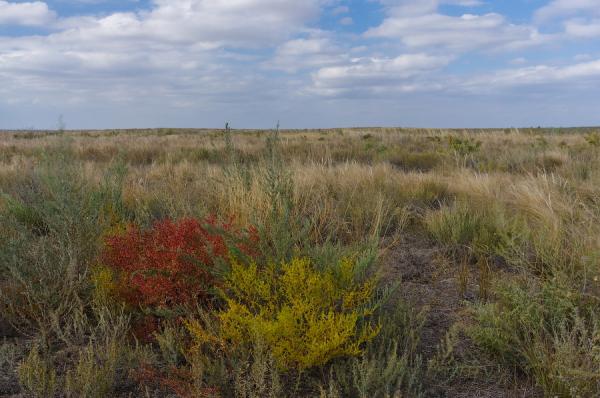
[1,126,600,397]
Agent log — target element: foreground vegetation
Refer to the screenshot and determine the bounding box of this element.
[1,126,600,397]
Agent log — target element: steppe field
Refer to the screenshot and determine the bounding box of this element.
[2,126,600,397]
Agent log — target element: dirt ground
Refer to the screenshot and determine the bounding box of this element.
[382,233,542,398]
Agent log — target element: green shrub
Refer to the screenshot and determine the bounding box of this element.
[447,136,481,168]
[154,324,186,368]
[65,342,120,398]
[470,274,600,396]
[324,303,426,398]
[0,157,127,340]
[387,151,442,172]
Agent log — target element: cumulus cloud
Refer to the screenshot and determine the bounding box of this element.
[565,19,600,38]
[339,17,353,26]
[366,2,546,52]
[311,53,451,96]
[1,0,600,128]
[377,0,482,15]
[267,35,349,73]
[463,58,600,91]
[535,0,600,22]
[47,0,324,47]
[533,1,600,42]
[0,1,55,26]
[0,0,331,106]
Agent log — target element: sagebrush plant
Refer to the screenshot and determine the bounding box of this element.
[102,216,259,310]
[191,257,380,371]
[0,155,128,341]
[324,302,426,398]
[65,340,120,398]
[470,274,600,397]
[230,338,284,398]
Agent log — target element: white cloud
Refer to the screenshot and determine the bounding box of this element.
[564,19,600,38]
[308,49,600,98]
[0,0,330,106]
[140,0,323,47]
[1,0,600,128]
[377,0,482,15]
[366,2,545,52]
[50,0,323,48]
[463,59,600,91]
[267,35,347,72]
[574,53,593,61]
[510,57,527,65]
[311,53,451,96]
[0,1,55,26]
[535,0,600,22]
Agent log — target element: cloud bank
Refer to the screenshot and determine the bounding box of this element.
[0,0,599,128]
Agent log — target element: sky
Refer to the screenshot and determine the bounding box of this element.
[1,0,600,129]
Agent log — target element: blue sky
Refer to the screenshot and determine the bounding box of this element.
[1,0,600,129]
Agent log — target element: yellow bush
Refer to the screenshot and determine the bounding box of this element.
[214,257,379,370]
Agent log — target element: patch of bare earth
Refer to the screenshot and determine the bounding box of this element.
[382,233,541,398]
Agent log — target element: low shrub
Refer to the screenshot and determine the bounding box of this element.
[230,339,284,398]
[102,217,258,311]
[201,257,380,371]
[387,150,443,172]
[323,302,426,398]
[470,274,600,396]
[0,157,128,340]
[447,136,481,168]
[65,339,122,398]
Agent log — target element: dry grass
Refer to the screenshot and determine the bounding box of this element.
[2,126,600,397]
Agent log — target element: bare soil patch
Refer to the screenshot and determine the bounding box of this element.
[382,233,541,398]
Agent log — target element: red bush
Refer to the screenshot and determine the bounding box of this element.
[103,217,258,309]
